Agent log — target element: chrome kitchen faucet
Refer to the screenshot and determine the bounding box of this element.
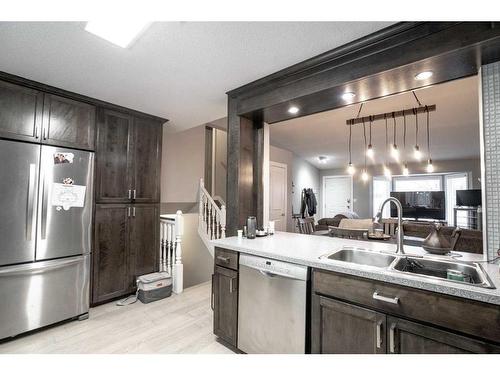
[373,197,405,255]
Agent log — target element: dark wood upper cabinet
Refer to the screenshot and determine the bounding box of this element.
[96,109,134,203]
[92,204,130,304]
[312,295,386,354]
[387,316,500,354]
[42,94,96,150]
[0,80,43,142]
[96,109,162,204]
[129,204,159,285]
[213,265,238,347]
[131,116,161,203]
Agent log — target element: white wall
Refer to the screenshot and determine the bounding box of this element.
[161,125,205,203]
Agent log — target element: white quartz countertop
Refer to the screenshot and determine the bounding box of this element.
[211,231,500,306]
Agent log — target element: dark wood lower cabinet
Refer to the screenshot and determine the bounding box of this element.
[213,265,238,347]
[311,294,500,354]
[92,203,159,305]
[388,317,500,354]
[312,295,386,354]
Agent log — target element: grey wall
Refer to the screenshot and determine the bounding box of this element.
[161,125,206,203]
[482,62,500,261]
[319,157,482,220]
[270,145,321,231]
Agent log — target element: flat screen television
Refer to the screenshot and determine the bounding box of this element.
[390,191,446,220]
[456,189,482,207]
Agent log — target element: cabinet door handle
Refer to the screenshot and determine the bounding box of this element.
[216,256,230,263]
[133,189,136,199]
[389,323,396,353]
[34,124,39,139]
[128,189,132,199]
[229,277,234,294]
[373,291,399,305]
[42,126,47,140]
[132,207,136,217]
[211,274,215,310]
[376,321,383,349]
[127,207,131,217]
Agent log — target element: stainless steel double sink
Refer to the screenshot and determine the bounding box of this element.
[320,246,495,289]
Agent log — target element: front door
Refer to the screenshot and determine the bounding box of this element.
[323,176,352,218]
[270,162,287,232]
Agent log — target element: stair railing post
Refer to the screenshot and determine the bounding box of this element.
[173,210,184,293]
[220,205,226,238]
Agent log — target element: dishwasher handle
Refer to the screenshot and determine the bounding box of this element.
[258,269,305,281]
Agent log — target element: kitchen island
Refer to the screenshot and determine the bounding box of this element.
[211,232,500,354]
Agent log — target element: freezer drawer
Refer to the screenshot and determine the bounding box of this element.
[0,255,90,340]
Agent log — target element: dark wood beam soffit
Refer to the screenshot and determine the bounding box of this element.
[227,22,500,124]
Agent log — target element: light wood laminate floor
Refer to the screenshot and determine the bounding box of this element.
[0,282,234,354]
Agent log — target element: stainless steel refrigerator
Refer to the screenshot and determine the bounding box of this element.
[0,139,93,340]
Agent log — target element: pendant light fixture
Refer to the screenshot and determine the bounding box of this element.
[383,115,392,179]
[346,119,355,175]
[366,116,374,159]
[361,120,369,182]
[425,106,434,173]
[390,112,399,161]
[402,112,409,176]
[413,108,422,161]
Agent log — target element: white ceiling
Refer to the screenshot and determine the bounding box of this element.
[270,75,480,169]
[0,21,392,131]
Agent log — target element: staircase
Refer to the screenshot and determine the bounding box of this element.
[198,178,226,256]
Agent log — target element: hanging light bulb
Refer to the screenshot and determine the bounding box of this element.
[391,143,399,161]
[347,162,356,175]
[383,165,392,179]
[414,109,422,161]
[361,169,369,182]
[366,144,374,159]
[414,145,422,161]
[402,163,409,176]
[346,119,355,175]
[426,159,434,173]
[391,113,399,161]
[366,116,374,159]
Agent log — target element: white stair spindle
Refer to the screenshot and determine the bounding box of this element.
[173,210,184,294]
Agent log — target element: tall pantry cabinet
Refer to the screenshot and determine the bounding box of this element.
[92,108,163,304]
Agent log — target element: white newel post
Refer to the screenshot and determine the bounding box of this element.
[220,205,226,238]
[173,210,184,294]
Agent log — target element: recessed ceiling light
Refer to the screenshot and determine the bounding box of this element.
[415,71,433,81]
[288,106,300,115]
[318,156,328,164]
[85,21,151,48]
[341,92,356,101]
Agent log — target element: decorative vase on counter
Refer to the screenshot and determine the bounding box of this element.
[422,223,461,255]
[246,216,257,239]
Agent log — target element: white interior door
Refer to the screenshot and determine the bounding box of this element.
[270,162,287,231]
[323,176,353,218]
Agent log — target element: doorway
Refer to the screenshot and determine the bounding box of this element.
[270,161,287,231]
[322,175,353,218]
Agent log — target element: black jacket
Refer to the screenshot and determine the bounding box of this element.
[300,188,317,218]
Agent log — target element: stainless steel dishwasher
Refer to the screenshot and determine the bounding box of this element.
[238,254,308,354]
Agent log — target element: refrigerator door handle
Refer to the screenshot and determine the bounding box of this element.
[26,164,37,241]
[40,171,48,240]
[0,256,85,276]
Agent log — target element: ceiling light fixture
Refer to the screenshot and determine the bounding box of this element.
[85,21,151,48]
[341,92,356,101]
[384,115,392,179]
[318,156,328,164]
[425,106,434,173]
[413,108,422,161]
[366,116,374,159]
[346,120,355,175]
[402,112,409,176]
[415,71,433,81]
[391,113,399,161]
[361,120,370,183]
[288,106,300,115]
